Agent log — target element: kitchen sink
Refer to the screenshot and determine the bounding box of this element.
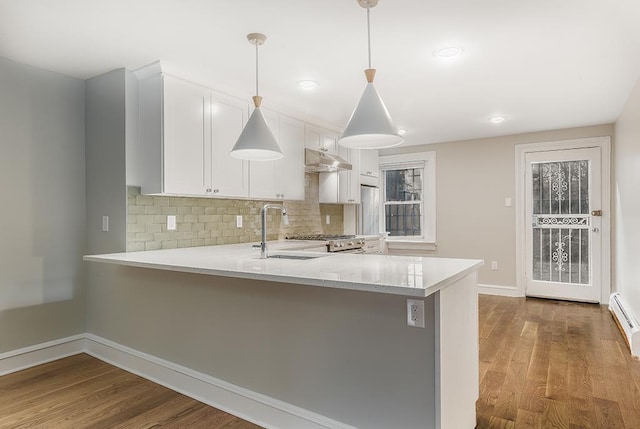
[267,254,326,260]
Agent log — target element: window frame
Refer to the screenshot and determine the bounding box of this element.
[379,151,436,245]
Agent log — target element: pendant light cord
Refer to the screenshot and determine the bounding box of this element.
[255,42,259,97]
[366,2,372,69]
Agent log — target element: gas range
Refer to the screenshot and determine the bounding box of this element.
[285,234,366,253]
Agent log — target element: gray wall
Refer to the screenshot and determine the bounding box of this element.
[85,69,129,255]
[382,124,614,287]
[87,264,437,429]
[0,57,86,352]
[613,78,640,319]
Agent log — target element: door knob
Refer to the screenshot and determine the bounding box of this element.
[591,210,602,216]
[593,227,600,233]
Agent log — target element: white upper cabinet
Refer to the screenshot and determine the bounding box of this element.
[360,149,379,177]
[249,109,305,201]
[162,75,212,196]
[210,91,249,198]
[338,145,361,204]
[137,72,249,198]
[277,115,305,200]
[359,149,379,187]
[305,125,338,155]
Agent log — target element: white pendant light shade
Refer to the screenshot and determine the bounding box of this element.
[230,33,283,161]
[339,81,403,149]
[338,0,404,150]
[230,99,282,161]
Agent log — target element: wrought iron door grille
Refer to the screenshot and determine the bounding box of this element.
[531,160,590,285]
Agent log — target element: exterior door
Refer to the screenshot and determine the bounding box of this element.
[524,147,602,302]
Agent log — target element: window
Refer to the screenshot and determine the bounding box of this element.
[379,152,435,243]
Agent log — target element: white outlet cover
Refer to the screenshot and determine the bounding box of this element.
[326,215,330,225]
[505,197,512,207]
[491,261,498,270]
[236,215,243,228]
[406,299,425,328]
[167,215,177,231]
[102,216,109,232]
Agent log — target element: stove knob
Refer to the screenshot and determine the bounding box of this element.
[347,241,354,246]
[337,242,344,248]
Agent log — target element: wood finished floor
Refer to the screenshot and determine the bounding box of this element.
[0,353,262,428]
[478,294,640,429]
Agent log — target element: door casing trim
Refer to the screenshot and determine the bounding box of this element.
[515,136,611,304]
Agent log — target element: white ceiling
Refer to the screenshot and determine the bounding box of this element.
[2,0,640,146]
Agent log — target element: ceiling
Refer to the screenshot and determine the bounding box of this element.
[2,0,640,146]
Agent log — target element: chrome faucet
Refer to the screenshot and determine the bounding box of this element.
[260,204,288,259]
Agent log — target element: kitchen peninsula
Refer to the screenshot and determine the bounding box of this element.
[84,243,482,429]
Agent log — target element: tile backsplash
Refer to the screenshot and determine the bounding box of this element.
[127,174,344,251]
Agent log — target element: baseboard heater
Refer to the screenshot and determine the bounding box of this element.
[609,293,640,357]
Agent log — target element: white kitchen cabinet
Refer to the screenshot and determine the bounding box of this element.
[249,109,305,201]
[338,145,361,204]
[210,91,249,198]
[359,149,379,187]
[319,146,361,204]
[137,72,249,198]
[162,75,212,196]
[305,125,338,155]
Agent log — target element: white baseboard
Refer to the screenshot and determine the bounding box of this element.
[478,284,521,297]
[0,333,354,429]
[0,334,85,376]
[609,293,640,357]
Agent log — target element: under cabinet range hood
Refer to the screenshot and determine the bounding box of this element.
[305,149,352,173]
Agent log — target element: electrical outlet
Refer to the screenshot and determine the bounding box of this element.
[407,299,425,328]
[236,215,243,228]
[102,216,109,232]
[505,197,512,207]
[326,215,331,225]
[167,215,177,231]
[491,261,498,270]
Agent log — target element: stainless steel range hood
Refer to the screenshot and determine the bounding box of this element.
[305,149,352,173]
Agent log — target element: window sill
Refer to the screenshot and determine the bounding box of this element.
[385,240,437,252]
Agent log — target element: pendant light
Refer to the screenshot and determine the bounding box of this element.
[230,33,283,161]
[338,0,404,150]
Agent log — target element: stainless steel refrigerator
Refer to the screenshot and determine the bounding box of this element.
[358,185,380,235]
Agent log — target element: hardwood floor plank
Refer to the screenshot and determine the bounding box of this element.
[478,295,640,429]
[0,354,263,429]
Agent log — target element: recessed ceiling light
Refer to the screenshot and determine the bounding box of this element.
[489,115,507,124]
[298,80,319,90]
[398,128,407,135]
[435,46,462,58]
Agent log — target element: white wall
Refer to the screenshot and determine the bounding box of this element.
[0,57,86,352]
[382,124,614,288]
[614,79,640,319]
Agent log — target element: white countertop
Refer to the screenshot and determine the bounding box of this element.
[83,242,483,297]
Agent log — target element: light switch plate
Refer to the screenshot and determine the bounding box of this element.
[236,215,243,228]
[326,215,331,225]
[102,216,109,232]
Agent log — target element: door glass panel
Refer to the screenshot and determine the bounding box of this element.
[531,161,590,284]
